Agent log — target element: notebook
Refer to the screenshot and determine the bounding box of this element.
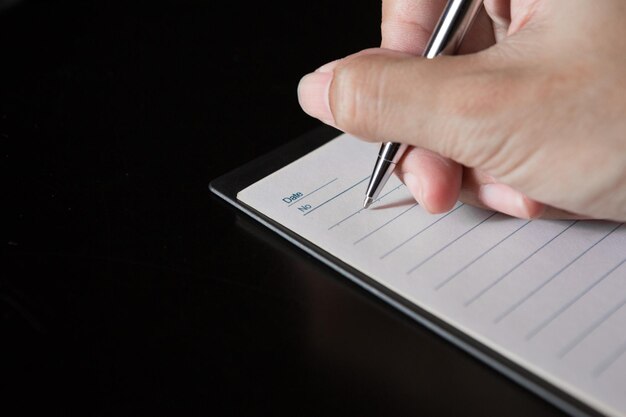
[211,127,626,417]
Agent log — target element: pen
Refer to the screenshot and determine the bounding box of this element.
[363,0,484,209]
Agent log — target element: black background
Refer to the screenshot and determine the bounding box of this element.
[2,0,567,415]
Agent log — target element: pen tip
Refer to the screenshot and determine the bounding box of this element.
[363,197,374,209]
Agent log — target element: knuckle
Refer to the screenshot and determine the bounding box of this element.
[330,56,393,140]
[444,65,519,120]
[436,66,530,173]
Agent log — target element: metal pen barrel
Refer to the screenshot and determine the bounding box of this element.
[363,0,483,208]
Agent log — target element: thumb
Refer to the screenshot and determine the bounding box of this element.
[298,47,524,171]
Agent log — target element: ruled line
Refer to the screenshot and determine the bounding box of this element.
[353,203,418,245]
[288,178,338,206]
[407,212,496,275]
[559,294,626,359]
[435,220,531,291]
[593,340,626,378]
[303,176,369,217]
[526,238,626,341]
[328,184,404,230]
[464,221,577,308]
[494,224,621,324]
[379,203,465,260]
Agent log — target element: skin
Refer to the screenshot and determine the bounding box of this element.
[297,0,626,222]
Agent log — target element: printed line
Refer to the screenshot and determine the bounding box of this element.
[593,340,626,378]
[435,220,531,291]
[380,204,465,260]
[407,212,496,275]
[328,184,403,230]
[353,203,418,245]
[526,234,626,341]
[528,260,626,341]
[303,176,369,217]
[464,221,577,308]
[559,294,626,359]
[288,178,338,207]
[494,224,621,324]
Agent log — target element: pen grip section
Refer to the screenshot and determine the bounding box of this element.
[378,142,408,164]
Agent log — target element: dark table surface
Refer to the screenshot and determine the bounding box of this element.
[2,0,568,415]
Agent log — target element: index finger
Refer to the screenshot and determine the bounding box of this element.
[381,0,448,54]
[382,0,496,54]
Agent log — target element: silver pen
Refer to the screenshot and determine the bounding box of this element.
[363,0,484,209]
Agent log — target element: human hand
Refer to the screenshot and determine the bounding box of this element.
[297,0,626,221]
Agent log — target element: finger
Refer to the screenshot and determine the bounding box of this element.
[460,167,546,219]
[465,189,590,220]
[459,167,590,220]
[396,147,462,213]
[298,47,520,170]
[536,207,592,221]
[483,0,511,40]
[381,0,495,55]
[380,1,493,219]
[381,0,447,54]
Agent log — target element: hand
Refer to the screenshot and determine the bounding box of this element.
[297,0,626,222]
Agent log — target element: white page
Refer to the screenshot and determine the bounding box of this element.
[238,133,626,417]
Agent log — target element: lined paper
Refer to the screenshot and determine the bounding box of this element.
[238,133,626,417]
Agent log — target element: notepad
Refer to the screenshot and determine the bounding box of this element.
[237,133,626,417]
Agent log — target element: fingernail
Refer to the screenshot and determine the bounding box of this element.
[479,183,533,219]
[297,60,339,126]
